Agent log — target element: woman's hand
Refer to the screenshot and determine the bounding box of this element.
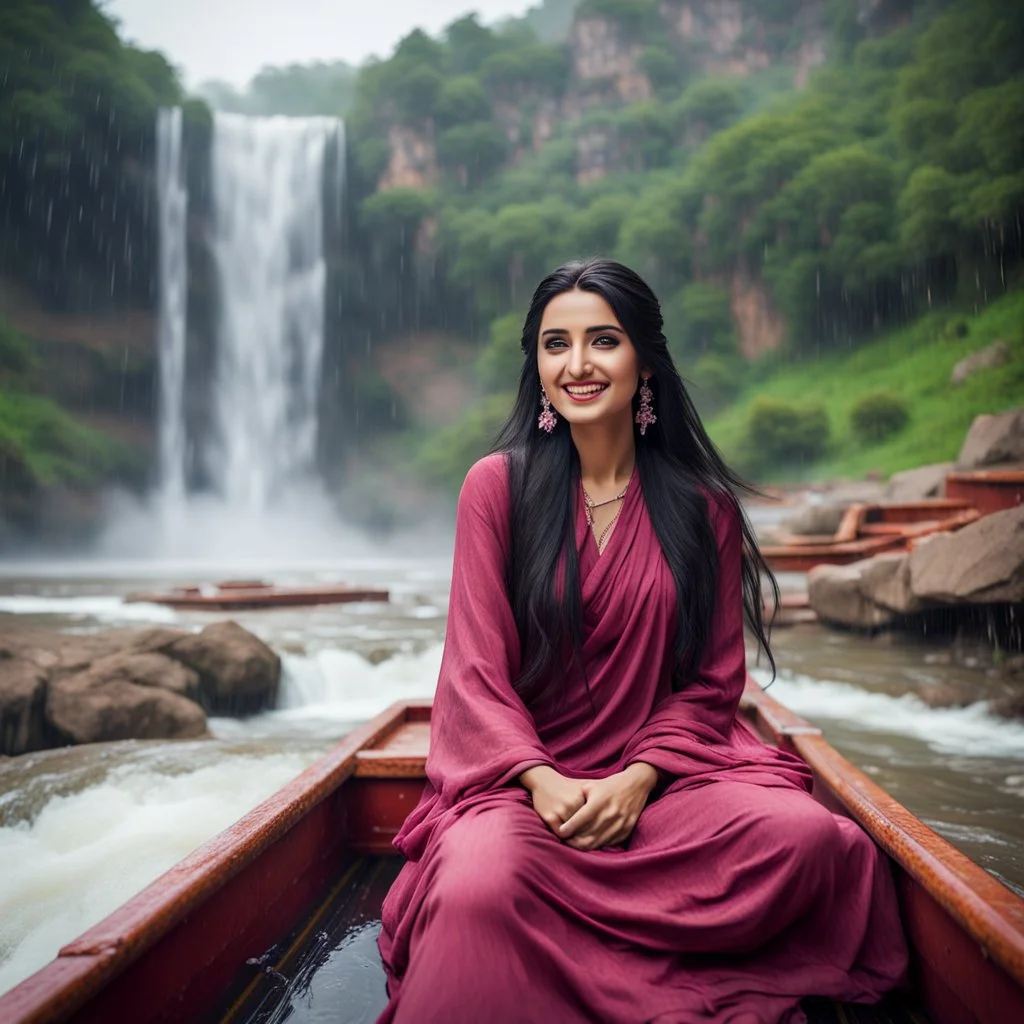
[557,763,659,851]
[519,765,587,835]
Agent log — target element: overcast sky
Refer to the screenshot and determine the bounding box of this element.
[103,0,538,90]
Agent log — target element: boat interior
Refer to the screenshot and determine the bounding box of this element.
[213,853,929,1024]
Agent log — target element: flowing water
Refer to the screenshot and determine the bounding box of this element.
[1,554,1022,997]
[155,107,188,507]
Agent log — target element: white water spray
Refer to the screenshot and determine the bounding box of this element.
[155,108,188,505]
[209,114,341,511]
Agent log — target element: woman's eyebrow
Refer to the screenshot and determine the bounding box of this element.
[540,324,624,337]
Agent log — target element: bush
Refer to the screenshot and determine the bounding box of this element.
[745,397,829,465]
[849,391,910,444]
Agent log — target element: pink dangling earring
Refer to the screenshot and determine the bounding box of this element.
[635,376,656,436]
[538,384,557,433]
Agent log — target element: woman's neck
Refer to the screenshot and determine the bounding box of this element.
[571,413,636,490]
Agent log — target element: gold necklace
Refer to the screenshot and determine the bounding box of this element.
[582,481,629,552]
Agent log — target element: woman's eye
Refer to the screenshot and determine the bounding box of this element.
[593,335,618,347]
[543,339,568,350]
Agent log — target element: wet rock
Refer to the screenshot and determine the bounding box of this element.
[781,504,848,537]
[0,657,49,756]
[916,683,977,709]
[0,620,277,753]
[884,463,952,502]
[83,651,199,699]
[956,407,1024,469]
[861,553,923,615]
[166,621,280,715]
[806,564,896,630]
[989,691,1024,720]
[908,506,1024,604]
[46,671,206,745]
[951,341,1010,386]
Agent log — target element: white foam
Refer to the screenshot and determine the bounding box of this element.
[210,646,442,741]
[0,595,178,625]
[0,751,313,996]
[753,669,1024,759]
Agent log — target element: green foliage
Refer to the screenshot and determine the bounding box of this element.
[477,313,525,392]
[197,62,357,117]
[706,290,1024,482]
[437,122,509,185]
[664,283,736,362]
[576,0,659,41]
[670,79,746,140]
[0,320,35,381]
[417,392,515,491]
[0,391,137,489]
[849,390,910,444]
[744,397,830,467]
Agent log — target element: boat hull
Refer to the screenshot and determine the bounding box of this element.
[2,696,1022,1024]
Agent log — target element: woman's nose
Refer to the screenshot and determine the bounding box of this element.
[568,343,590,378]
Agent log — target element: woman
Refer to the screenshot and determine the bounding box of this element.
[377,260,907,1023]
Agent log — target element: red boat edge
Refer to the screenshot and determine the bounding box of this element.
[2,691,1022,1024]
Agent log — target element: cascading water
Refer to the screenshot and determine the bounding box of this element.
[208,114,341,511]
[155,108,188,506]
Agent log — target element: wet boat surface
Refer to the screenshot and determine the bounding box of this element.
[216,855,925,1024]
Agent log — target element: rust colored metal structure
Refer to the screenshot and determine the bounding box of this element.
[2,694,1022,1024]
[944,470,1024,518]
[762,500,982,574]
[123,582,390,611]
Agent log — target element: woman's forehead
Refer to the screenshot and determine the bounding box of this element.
[539,289,621,330]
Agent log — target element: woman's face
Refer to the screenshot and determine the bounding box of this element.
[537,288,643,430]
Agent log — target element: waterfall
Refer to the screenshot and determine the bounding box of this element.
[155,107,188,505]
[208,114,341,512]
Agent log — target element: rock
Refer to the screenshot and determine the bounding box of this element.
[84,651,200,699]
[909,506,1024,604]
[917,683,976,709]
[951,340,1010,386]
[956,407,1024,469]
[166,621,280,714]
[989,691,1024,720]
[781,504,848,537]
[807,564,896,630]
[885,462,953,502]
[46,671,206,745]
[0,656,50,756]
[861,553,925,615]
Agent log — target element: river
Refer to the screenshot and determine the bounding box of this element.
[1,552,1022,997]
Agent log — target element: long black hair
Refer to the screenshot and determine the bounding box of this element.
[490,258,779,708]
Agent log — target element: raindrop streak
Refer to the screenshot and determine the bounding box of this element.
[208,113,342,512]
[155,106,188,505]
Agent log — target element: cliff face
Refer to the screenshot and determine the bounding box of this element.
[375,1,829,193]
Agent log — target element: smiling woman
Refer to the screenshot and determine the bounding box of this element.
[373,259,910,1023]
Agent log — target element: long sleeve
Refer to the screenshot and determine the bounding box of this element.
[621,491,811,791]
[393,455,554,858]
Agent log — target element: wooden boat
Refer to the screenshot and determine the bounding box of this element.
[124,580,390,611]
[944,470,1024,518]
[2,687,1023,1024]
[762,500,981,573]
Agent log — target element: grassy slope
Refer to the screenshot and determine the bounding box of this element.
[705,289,1024,483]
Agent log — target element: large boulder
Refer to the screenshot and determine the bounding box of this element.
[909,506,1024,604]
[807,563,896,630]
[0,656,50,755]
[885,463,952,502]
[46,669,207,745]
[956,408,1024,469]
[166,621,280,714]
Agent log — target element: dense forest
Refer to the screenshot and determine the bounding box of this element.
[0,0,1021,537]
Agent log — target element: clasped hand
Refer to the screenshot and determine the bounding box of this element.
[519,763,658,851]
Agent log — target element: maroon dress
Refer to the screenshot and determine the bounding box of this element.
[377,454,907,1023]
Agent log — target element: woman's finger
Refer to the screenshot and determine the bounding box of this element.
[558,799,601,839]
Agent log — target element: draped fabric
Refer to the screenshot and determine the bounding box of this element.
[376,454,908,1024]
